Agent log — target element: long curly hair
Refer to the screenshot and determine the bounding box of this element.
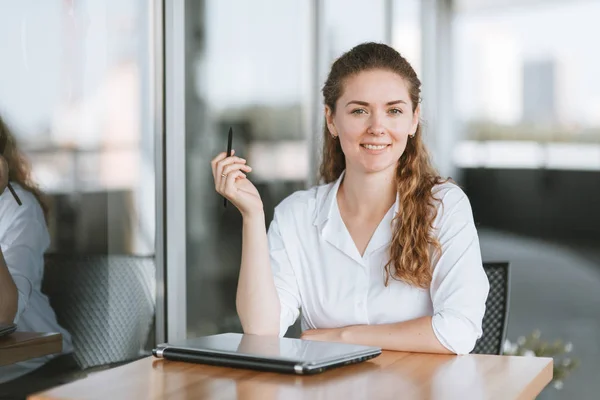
[0,114,49,221]
[319,42,447,289]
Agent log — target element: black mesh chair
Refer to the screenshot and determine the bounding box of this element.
[472,262,510,355]
[42,254,156,370]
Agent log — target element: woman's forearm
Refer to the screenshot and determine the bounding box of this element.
[342,316,454,354]
[236,212,280,335]
[0,247,18,324]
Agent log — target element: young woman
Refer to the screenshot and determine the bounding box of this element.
[211,42,489,355]
[0,115,72,382]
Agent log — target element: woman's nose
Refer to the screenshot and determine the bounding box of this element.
[367,114,385,135]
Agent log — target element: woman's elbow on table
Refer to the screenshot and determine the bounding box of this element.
[431,310,482,355]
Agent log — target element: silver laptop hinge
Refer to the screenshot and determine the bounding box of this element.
[294,365,303,374]
[154,348,165,358]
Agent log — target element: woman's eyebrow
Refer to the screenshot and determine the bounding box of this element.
[345,100,407,107]
[386,100,407,105]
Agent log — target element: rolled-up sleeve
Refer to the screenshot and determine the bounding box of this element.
[267,211,301,337]
[430,188,490,355]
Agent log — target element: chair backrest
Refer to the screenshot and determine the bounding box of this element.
[472,262,510,355]
[42,254,156,370]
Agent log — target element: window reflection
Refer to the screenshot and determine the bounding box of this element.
[0,0,155,255]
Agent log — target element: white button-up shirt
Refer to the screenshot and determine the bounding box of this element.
[0,183,73,383]
[268,172,489,355]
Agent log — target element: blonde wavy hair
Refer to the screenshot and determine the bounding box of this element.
[319,42,447,289]
[0,114,49,221]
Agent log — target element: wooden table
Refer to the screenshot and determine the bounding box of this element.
[29,351,552,400]
[0,332,63,367]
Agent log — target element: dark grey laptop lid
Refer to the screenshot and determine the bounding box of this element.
[162,333,381,364]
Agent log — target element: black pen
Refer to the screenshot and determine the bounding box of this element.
[224,127,233,208]
[0,134,22,206]
[6,184,22,206]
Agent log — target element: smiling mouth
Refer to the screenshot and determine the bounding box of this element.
[361,144,390,150]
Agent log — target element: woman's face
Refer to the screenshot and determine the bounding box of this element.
[326,69,419,176]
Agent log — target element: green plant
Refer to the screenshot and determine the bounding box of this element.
[503,330,580,390]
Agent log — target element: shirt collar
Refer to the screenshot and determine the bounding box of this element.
[313,170,346,228]
[314,170,401,226]
[313,170,400,261]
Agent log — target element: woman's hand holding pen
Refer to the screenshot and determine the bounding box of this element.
[213,146,279,335]
[211,150,263,218]
[0,155,8,195]
[214,147,279,335]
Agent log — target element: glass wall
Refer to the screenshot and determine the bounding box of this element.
[0,0,156,256]
[182,0,416,338]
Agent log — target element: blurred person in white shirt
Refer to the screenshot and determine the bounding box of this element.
[0,115,73,383]
[211,42,489,355]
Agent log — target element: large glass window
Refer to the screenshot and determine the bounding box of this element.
[0,0,155,255]
[453,1,600,170]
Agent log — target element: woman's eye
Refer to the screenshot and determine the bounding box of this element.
[389,108,403,114]
[351,109,367,115]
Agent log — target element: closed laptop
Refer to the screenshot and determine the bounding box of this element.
[153,332,381,375]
